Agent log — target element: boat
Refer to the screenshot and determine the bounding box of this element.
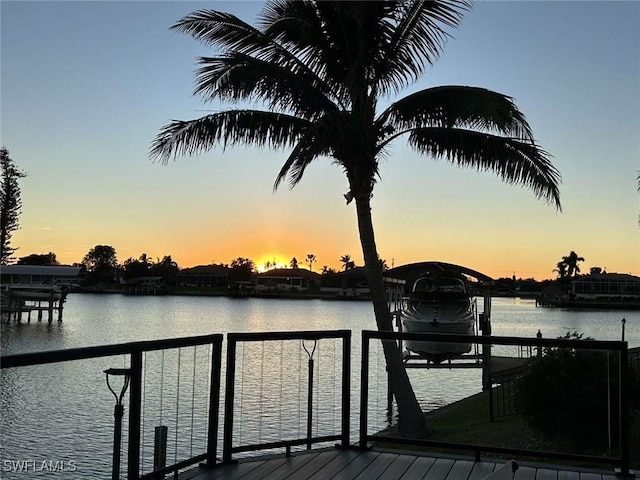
[401,271,477,363]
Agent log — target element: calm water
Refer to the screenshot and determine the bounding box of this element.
[1,294,638,479]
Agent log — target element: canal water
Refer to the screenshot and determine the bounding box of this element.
[0,295,637,479]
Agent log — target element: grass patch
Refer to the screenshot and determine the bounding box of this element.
[374,387,640,470]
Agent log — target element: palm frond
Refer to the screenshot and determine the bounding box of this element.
[150,111,309,163]
[195,53,338,118]
[260,1,354,104]
[172,10,266,53]
[380,86,534,142]
[408,128,561,210]
[273,134,326,190]
[374,1,471,92]
[175,7,347,110]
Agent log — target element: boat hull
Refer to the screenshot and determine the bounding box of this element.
[402,317,475,361]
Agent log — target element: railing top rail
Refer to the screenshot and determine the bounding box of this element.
[227,329,351,342]
[0,333,224,369]
[362,330,627,351]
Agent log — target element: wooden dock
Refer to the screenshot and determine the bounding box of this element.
[178,448,622,480]
[1,285,68,323]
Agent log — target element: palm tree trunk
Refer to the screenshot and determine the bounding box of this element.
[354,194,429,438]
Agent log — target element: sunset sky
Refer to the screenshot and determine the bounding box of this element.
[2,1,639,280]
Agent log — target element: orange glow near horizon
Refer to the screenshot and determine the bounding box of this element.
[255,254,290,272]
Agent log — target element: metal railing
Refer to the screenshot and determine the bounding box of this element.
[221,330,351,462]
[1,329,634,478]
[359,330,632,477]
[1,334,223,480]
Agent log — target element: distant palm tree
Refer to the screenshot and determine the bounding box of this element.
[306,253,316,271]
[151,1,561,437]
[562,251,584,278]
[553,260,568,280]
[321,265,336,275]
[339,254,353,271]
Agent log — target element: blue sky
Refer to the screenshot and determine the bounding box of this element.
[1,1,639,279]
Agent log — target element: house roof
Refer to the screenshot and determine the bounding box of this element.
[178,264,230,275]
[0,265,82,276]
[331,266,367,277]
[573,273,640,283]
[259,268,321,279]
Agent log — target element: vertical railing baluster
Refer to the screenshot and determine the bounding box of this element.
[204,336,222,467]
[222,335,237,463]
[619,342,629,477]
[359,331,370,449]
[128,350,143,480]
[341,331,351,449]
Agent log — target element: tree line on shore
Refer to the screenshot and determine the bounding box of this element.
[9,245,384,287]
[9,245,600,295]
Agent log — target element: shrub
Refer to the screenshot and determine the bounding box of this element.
[515,332,616,452]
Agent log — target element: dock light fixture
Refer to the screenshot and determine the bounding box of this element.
[104,367,131,480]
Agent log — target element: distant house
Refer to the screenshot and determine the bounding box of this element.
[0,265,82,287]
[320,267,370,297]
[571,273,640,300]
[255,268,321,292]
[319,267,406,299]
[124,276,165,295]
[177,265,230,287]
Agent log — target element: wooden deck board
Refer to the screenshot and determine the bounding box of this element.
[558,470,580,480]
[279,450,344,480]
[304,449,362,480]
[536,468,559,480]
[353,452,399,479]
[330,451,383,480]
[446,459,475,480]
[178,450,616,480]
[424,458,456,480]
[514,466,537,480]
[468,461,497,480]
[378,454,421,480]
[401,455,438,480]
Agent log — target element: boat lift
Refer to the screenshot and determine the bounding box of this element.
[384,262,496,390]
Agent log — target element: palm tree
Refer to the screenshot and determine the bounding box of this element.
[339,254,353,271]
[151,1,561,437]
[553,260,568,280]
[562,251,584,278]
[306,253,316,271]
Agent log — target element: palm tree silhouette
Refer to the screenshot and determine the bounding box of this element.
[562,251,584,278]
[306,253,316,271]
[339,254,354,271]
[151,1,561,437]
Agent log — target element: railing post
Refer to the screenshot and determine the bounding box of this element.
[222,336,237,463]
[306,353,315,450]
[618,342,630,477]
[359,331,370,449]
[204,336,223,467]
[341,331,351,449]
[127,350,143,480]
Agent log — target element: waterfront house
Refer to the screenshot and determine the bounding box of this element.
[571,272,640,301]
[0,264,83,288]
[255,268,321,292]
[177,264,230,287]
[320,267,370,297]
